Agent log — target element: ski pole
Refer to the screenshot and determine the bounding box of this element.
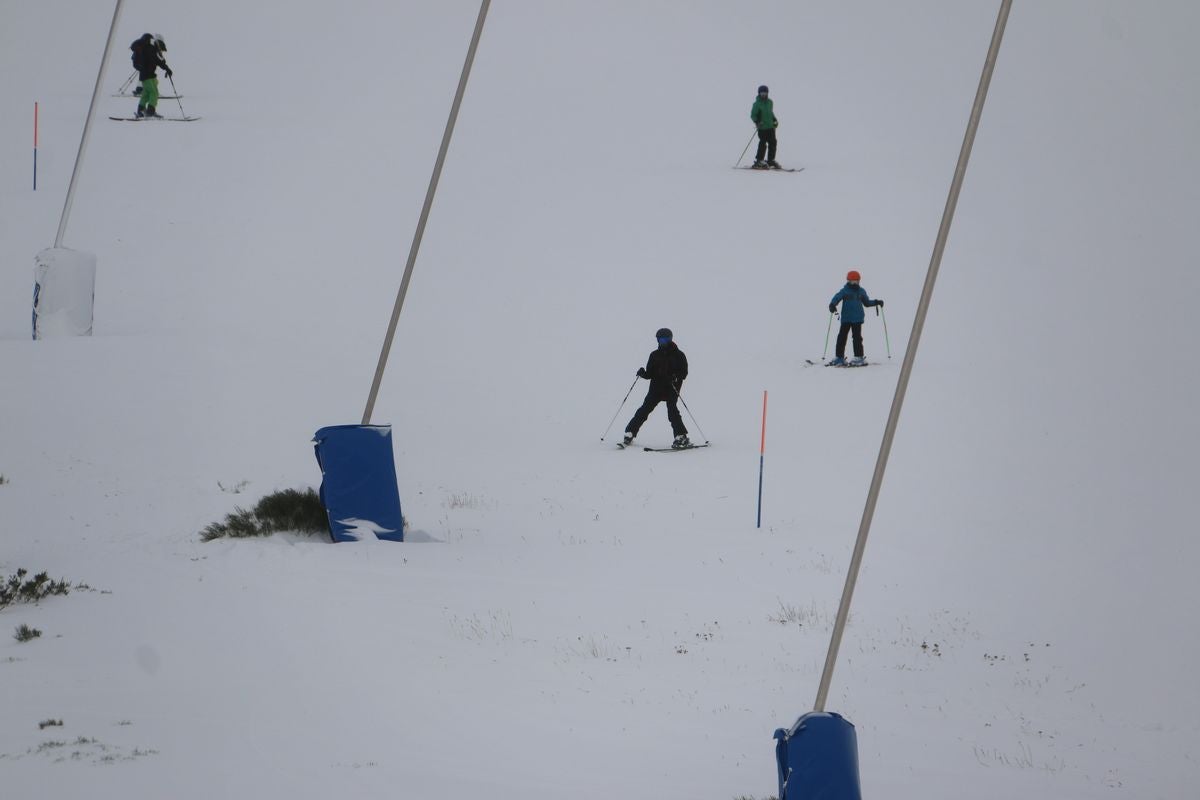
[757,390,767,528]
[117,71,137,95]
[672,386,709,444]
[735,129,757,168]
[822,311,835,359]
[168,74,187,118]
[600,376,640,441]
[880,305,892,358]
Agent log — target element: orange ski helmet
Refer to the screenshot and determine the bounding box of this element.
[846,270,861,282]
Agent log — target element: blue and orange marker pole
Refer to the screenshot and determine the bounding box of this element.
[33,102,39,190]
[756,390,768,528]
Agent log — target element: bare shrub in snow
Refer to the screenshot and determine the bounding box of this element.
[15,624,42,642]
[200,488,328,541]
[0,569,71,609]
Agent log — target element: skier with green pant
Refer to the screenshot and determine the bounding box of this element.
[130,34,172,118]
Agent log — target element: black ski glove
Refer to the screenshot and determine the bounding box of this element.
[164,66,173,78]
[877,299,884,307]
[829,304,837,314]
[637,368,647,378]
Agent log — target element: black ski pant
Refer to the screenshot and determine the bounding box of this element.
[836,322,864,358]
[755,128,777,162]
[626,388,687,438]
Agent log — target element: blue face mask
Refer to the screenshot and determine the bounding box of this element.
[657,337,672,346]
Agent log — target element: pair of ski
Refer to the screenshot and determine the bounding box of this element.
[616,442,710,452]
[805,358,868,368]
[108,115,201,122]
[735,165,804,173]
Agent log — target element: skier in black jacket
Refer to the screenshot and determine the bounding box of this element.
[130,33,172,118]
[624,328,690,448]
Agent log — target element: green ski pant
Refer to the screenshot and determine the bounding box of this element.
[138,77,159,109]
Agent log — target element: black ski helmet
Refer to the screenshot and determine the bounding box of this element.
[655,328,673,341]
[757,85,769,95]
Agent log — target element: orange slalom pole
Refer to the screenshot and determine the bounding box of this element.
[756,390,768,527]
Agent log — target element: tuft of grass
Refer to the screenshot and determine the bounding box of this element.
[1,569,71,610]
[39,719,63,730]
[201,487,328,542]
[444,492,483,509]
[768,598,838,629]
[15,624,43,642]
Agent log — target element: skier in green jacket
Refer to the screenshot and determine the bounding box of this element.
[750,85,780,169]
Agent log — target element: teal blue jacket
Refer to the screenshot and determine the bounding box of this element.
[830,283,881,324]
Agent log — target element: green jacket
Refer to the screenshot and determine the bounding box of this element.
[751,96,777,130]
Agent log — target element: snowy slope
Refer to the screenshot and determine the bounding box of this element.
[2,1,1199,798]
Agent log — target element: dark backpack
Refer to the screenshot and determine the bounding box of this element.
[130,35,155,71]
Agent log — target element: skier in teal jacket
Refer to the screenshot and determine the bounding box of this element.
[828,270,884,366]
[750,85,780,168]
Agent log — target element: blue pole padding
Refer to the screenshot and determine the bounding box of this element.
[774,712,862,800]
[33,148,37,190]
[313,424,405,542]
